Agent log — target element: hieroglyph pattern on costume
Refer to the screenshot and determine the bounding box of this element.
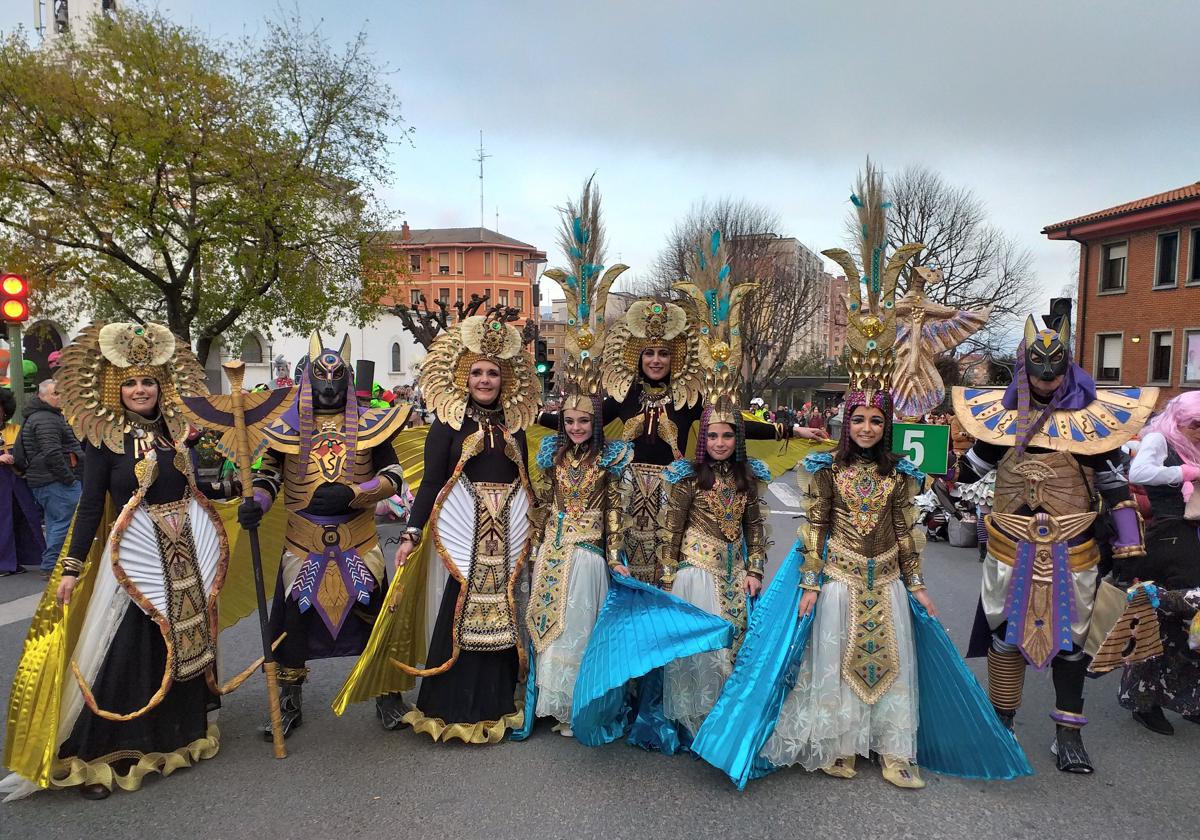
[822,541,902,705]
[149,494,215,681]
[620,462,669,583]
[458,481,521,651]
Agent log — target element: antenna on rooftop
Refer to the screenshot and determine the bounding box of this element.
[473,130,490,228]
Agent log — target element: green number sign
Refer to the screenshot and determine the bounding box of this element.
[891,422,950,475]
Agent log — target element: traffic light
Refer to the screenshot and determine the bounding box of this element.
[0,273,29,323]
[535,338,550,376]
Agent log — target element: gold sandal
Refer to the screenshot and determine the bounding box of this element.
[881,754,925,789]
[821,756,857,779]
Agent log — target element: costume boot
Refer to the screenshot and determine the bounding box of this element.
[881,755,925,790]
[1050,652,1093,773]
[261,667,307,741]
[376,692,410,731]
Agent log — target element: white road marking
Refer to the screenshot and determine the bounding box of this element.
[0,593,42,629]
[769,481,803,510]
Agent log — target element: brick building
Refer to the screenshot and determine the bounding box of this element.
[379,223,546,324]
[1043,182,1200,402]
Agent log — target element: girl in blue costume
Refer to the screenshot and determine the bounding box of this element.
[527,404,632,734]
[660,414,770,738]
[767,394,932,787]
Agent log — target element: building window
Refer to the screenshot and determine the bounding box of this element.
[438,287,450,304]
[1100,242,1127,292]
[499,288,509,306]
[498,253,510,275]
[547,348,555,358]
[514,290,524,311]
[390,342,402,373]
[1095,333,1123,382]
[438,251,450,275]
[484,252,492,276]
[1190,229,1200,284]
[455,251,464,275]
[1149,330,1174,383]
[410,289,422,306]
[514,259,524,276]
[240,333,264,364]
[1184,330,1200,385]
[455,287,464,304]
[1155,232,1179,288]
[409,253,420,272]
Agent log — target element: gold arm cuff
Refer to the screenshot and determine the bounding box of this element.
[60,556,84,576]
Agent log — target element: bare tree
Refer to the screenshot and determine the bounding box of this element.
[649,198,822,402]
[865,165,1040,358]
[391,292,522,349]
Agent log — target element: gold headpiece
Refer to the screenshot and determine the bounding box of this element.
[602,297,702,407]
[542,177,627,414]
[821,160,923,406]
[420,310,539,431]
[673,230,756,427]
[55,322,209,453]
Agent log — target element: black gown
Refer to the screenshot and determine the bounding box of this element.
[57,430,224,783]
[405,413,530,736]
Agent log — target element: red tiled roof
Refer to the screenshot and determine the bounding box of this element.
[1043,182,1200,232]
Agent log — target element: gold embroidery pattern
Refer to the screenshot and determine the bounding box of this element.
[697,472,748,542]
[458,481,519,652]
[832,465,900,535]
[527,512,603,652]
[621,462,666,583]
[147,495,215,681]
[823,540,901,705]
[680,527,748,651]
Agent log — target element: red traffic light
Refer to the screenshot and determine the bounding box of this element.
[0,273,29,323]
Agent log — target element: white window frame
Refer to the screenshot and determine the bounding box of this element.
[1098,241,1127,294]
[1182,328,1200,386]
[514,258,524,276]
[1093,331,1124,384]
[410,288,422,306]
[1153,230,1180,289]
[1147,329,1174,385]
[408,253,420,273]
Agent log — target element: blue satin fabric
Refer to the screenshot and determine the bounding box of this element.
[693,540,1033,787]
[625,668,689,754]
[692,540,813,788]
[909,596,1032,779]
[509,639,538,741]
[571,570,734,747]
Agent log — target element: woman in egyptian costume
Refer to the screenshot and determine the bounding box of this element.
[657,232,772,739]
[0,323,252,800]
[521,188,633,735]
[688,166,1031,789]
[386,309,540,743]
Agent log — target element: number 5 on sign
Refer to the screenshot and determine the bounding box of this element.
[891,423,950,475]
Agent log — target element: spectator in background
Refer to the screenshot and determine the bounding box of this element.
[21,379,83,577]
[0,387,45,575]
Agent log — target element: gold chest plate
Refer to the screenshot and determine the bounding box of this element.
[994,449,1093,518]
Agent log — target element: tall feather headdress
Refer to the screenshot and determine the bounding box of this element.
[674,230,757,461]
[542,177,627,416]
[821,160,924,408]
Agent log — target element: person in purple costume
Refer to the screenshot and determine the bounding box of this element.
[951,312,1157,774]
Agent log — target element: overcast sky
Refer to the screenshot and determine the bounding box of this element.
[7,0,1200,321]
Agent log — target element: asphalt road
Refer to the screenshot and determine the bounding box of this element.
[0,490,1194,840]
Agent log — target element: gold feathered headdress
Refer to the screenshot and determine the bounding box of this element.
[821,160,923,408]
[419,310,540,431]
[542,177,627,414]
[55,322,209,453]
[673,230,756,429]
[602,295,703,408]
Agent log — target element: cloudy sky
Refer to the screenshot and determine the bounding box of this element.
[7,0,1200,321]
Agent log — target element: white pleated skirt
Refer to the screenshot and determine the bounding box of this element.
[533,547,609,724]
[761,578,919,770]
[663,566,733,737]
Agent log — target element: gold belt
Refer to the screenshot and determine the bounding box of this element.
[823,540,900,589]
[680,527,740,578]
[985,518,1098,571]
[286,511,378,556]
[540,510,603,549]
